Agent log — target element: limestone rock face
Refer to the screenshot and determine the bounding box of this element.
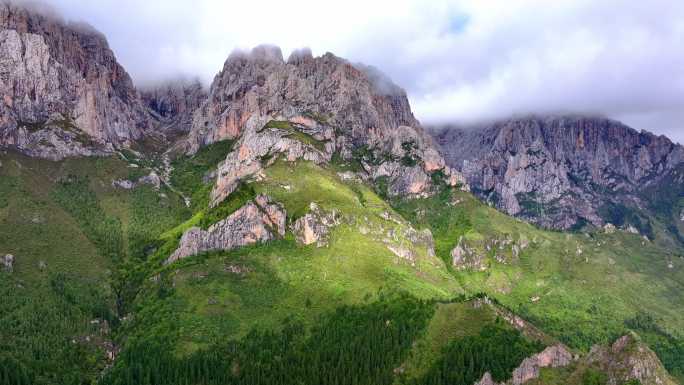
[433,116,684,231]
[2,253,14,272]
[167,195,286,263]
[0,2,150,159]
[509,345,573,385]
[210,121,331,206]
[291,202,340,247]
[587,333,679,385]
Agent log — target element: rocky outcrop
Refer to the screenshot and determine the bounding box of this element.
[433,116,684,231]
[451,236,486,271]
[1,253,13,272]
[291,202,340,247]
[112,171,161,190]
[0,2,150,159]
[166,195,285,263]
[587,333,679,385]
[140,78,206,134]
[210,120,331,206]
[474,344,573,385]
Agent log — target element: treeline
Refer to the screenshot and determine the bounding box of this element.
[407,322,544,385]
[102,295,434,385]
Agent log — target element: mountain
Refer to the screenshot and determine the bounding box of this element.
[0,1,151,159]
[1,3,683,385]
[432,116,684,243]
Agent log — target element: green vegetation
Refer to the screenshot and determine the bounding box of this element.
[104,295,434,385]
[199,183,256,229]
[262,120,327,151]
[0,275,113,385]
[3,135,684,385]
[51,175,124,261]
[408,323,544,385]
[390,186,684,379]
[170,139,235,209]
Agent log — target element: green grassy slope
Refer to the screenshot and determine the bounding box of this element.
[0,150,191,385]
[3,129,683,384]
[393,188,684,380]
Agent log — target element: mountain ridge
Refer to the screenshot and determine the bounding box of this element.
[1,3,683,385]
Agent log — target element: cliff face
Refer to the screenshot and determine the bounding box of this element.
[140,79,206,134]
[0,1,150,159]
[185,46,421,154]
[433,116,684,232]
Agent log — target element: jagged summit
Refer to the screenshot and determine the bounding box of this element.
[432,115,684,234]
[185,44,422,153]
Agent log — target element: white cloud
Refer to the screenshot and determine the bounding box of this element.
[25,0,684,142]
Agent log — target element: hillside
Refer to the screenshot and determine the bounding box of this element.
[0,3,682,385]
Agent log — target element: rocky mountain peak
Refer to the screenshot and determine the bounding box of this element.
[185,45,421,153]
[0,0,150,159]
[188,45,465,207]
[432,115,684,234]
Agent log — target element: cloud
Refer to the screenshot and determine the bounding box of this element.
[16,0,684,143]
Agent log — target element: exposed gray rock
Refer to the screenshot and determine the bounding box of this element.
[0,3,151,159]
[451,236,486,271]
[211,121,330,206]
[2,253,13,272]
[587,333,679,385]
[433,116,684,231]
[112,171,161,190]
[509,345,573,385]
[291,202,340,247]
[166,194,286,263]
[473,344,573,385]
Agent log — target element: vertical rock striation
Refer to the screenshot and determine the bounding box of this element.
[433,116,684,231]
[0,1,150,159]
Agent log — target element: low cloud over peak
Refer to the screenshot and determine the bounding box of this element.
[12,0,684,143]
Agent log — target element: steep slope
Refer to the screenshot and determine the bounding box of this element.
[0,1,150,159]
[432,116,684,240]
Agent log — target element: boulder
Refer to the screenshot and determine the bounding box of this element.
[291,202,340,247]
[2,253,14,272]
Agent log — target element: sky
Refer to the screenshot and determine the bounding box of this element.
[20,0,684,143]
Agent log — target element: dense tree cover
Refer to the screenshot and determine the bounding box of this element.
[407,322,544,385]
[0,275,113,385]
[102,295,435,385]
[51,175,124,261]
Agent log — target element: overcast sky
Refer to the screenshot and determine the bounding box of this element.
[25,0,684,143]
